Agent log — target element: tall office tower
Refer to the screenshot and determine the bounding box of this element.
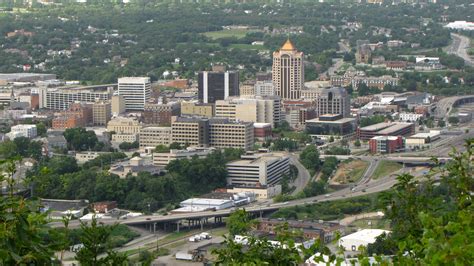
[92,101,112,126]
[118,77,151,111]
[317,87,351,118]
[272,39,304,100]
[111,95,126,115]
[198,69,239,104]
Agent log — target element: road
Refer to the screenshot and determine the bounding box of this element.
[445,33,474,67]
[288,154,311,195]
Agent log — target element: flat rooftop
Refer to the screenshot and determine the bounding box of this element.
[227,154,287,166]
[408,131,441,139]
[340,229,391,242]
[306,117,356,124]
[377,123,413,135]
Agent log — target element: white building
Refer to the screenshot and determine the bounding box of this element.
[6,124,37,139]
[226,153,290,187]
[255,80,275,97]
[215,96,281,126]
[406,130,441,148]
[444,21,474,31]
[152,147,214,167]
[38,85,113,110]
[75,152,107,164]
[338,229,390,252]
[118,77,151,111]
[399,112,424,122]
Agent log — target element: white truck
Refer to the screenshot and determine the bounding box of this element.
[200,232,212,240]
[175,251,193,261]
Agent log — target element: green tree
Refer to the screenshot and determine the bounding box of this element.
[75,218,127,265]
[448,116,459,125]
[64,128,99,151]
[169,142,182,149]
[154,144,169,153]
[227,209,254,236]
[299,145,320,173]
[354,139,361,147]
[0,160,63,265]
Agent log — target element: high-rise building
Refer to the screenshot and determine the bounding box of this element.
[209,119,254,151]
[92,101,112,126]
[118,77,151,111]
[111,95,126,115]
[38,85,114,110]
[215,96,281,126]
[170,117,254,150]
[317,87,350,118]
[198,69,239,104]
[171,117,210,147]
[143,102,181,126]
[272,39,304,100]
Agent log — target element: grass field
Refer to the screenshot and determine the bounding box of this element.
[372,160,403,180]
[203,29,257,39]
[333,159,369,184]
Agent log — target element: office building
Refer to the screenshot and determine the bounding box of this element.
[107,117,142,134]
[357,122,415,140]
[240,80,255,96]
[6,124,37,139]
[152,147,214,167]
[306,114,356,137]
[255,80,275,97]
[171,117,210,147]
[111,95,126,115]
[317,87,351,118]
[171,117,254,150]
[117,77,151,111]
[138,127,172,149]
[352,75,399,90]
[282,100,317,129]
[272,39,304,100]
[180,102,214,118]
[198,67,239,104]
[209,119,254,151]
[143,102,180,125]
[214,96,281,126]
[369,136,405,154]
[38,84,114,110]
[92,101,112,126]
[226,153,290,187]
[111,133,138,143]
